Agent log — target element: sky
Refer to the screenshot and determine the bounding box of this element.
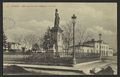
[3,3,117,51]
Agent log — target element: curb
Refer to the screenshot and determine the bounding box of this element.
[4,63,85,74]
[73,60,100,67]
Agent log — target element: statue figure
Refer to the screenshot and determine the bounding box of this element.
[54,9,60,27]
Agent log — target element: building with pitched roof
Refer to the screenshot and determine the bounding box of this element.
[69,38,113,57]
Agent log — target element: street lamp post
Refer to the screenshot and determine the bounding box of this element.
[99,34,102,61]
[71,14,77,64]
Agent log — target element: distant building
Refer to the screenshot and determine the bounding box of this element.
[84,39,113,56]
[69,39,114,57]
[7,42,21,52]
[3,41,22,52]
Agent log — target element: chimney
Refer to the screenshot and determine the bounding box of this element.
[99,33,102,43]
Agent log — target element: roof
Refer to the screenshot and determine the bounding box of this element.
[70,39,108,48]
[70,44,94,48]
[109,48,112,49]
[8,42,21,45]
[83,39,108,45]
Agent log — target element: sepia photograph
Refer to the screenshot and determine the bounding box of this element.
[3,2,117,75]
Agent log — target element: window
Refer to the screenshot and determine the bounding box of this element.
[91,49,93,53]
[87,50,89,53]
[87,49,89,53]
[106,46,108,49]
[97,50,98,53]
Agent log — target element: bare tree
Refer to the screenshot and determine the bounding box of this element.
[13,34,23,43]
[76,25,93,44]
[37,34,44,48]
[13,33,44,51]
[62,21,94,50]
[62,22,73,50]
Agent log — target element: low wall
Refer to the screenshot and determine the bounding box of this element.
[4,52,101,66]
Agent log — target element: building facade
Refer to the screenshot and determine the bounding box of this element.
[8,42,21,51]
[84,39,113,56]
[69,39,114,57]
[3,42,21,52]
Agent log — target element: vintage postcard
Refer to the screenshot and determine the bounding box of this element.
[3,2,117,75]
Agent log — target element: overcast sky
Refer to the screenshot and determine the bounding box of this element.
[3,3,117,51]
